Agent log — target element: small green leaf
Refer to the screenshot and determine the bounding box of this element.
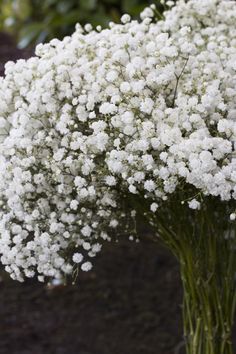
[122,0,138,13]
[56,0,74,14]
[79,0,97,11]
[18,22,44,48]
[12,0,32,20]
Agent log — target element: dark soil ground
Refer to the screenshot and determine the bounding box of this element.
[0,33,235,354]
[0,240,182,354]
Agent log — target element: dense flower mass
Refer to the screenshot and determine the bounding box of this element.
[0,0,236,282]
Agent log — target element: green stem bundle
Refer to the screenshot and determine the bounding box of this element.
[149,196,236,354]
[179,231,236,354]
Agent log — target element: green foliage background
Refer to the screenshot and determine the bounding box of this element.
[0,0,162,48]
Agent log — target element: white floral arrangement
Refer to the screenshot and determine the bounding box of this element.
[2,1,236,351]
[0,0,235,285]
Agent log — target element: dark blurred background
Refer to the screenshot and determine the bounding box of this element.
[0,1,193,354]
[0,0,164,49]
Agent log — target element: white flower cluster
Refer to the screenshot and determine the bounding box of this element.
[0,0,236,281]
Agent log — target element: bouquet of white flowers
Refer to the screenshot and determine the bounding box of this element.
[0,1,236,352]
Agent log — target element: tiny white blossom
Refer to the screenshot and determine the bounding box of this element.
[70,200,79,210]
[72,253,84,263]
[188,199,201,210]
[121,14,131,24]
[81,262,92,272]
[150,203,159,212]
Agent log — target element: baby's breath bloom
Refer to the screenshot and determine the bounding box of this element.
[0,0,236,282]
[72,253,84,264]
[81,262,92,272]
[188,199,201,210]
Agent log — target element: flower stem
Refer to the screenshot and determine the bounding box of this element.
[150,197,236,354]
